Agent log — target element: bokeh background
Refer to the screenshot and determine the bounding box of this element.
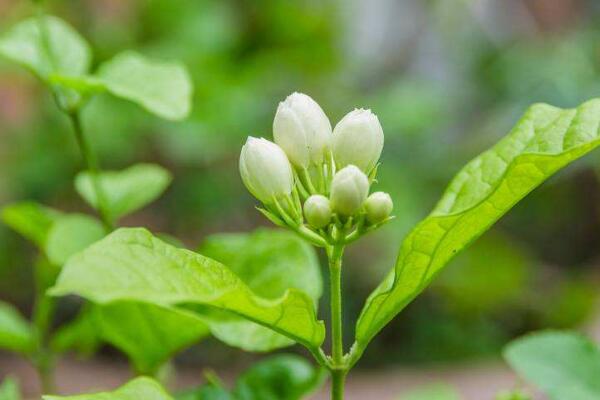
[1,0,600,398]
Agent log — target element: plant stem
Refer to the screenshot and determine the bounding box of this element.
[327,244,346,399]
[68,111,113,231]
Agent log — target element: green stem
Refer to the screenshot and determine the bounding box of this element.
[327,244,346,399]
[68,111,113,231]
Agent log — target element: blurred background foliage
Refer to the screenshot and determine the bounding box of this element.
[1,0,600,370]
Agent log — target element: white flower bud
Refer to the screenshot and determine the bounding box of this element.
[330,165,369,217]
[273,92,332,169]
[332,108,384,173]
[364,191,393,224]
[239,137,294,204]
[304,195,332,228]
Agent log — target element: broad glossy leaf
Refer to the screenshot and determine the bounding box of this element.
[233,354,326,400]
[1,202,61,248]
[199,229,322,351]
[504,331,600,400]
[0,377,20,400]
[43,377,173,400]
[401,384,460,400]
[97,51,192,120]
[0,301,34,354]
[50,228,326,351]
[90,302,210,374]
[45,214,105,266]
[0,16,90,79]
[355,99,600,356]
[75,163,172,221]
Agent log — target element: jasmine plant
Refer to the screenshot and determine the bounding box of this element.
[48,91,600,399]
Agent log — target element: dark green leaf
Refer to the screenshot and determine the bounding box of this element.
[50,228,326,352]
[97,51,192,120]
[233,355,326,400]
[199,229,322,351]
[42,377,173,400]
[504,331,600,400]
[0,301,34,355]
[0,16,91,80]
[355,99,600,358]
[75,163,172,221]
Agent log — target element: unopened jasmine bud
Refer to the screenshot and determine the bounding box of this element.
[330,165,369,216]
[273,92,332,169]
[304,195,332,228]
[333,108,384,173]
[239,137,294,204]
[364,192,393,224]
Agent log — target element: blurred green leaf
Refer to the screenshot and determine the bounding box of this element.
[97,51,192,120]
[355,98,600,358]
[50,228,326,352]
[51,306,101,357]
[45,214,105,266]
[43,377,173,400]
[0,377,20,400]
[75,163,172,221]
[0,15,91,80]
[233,354,326,400]
[0,301,34,355]
[1,202,61,249]
[504,331,600,400]
[177,355,325,400]
[199,229,322,351]
[89,302,210,375]
[400,384,460,400]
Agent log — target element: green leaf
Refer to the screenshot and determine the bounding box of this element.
[1,202,61,248]
[75,163,172,221]
[199,229,322,351]
[43,377,173,400]
[354,99,600,358]
[400,384,460,400]
[176,383,233,400]
[90,302,210,375]
[45,214,105,266]
[233,355,326,400]
[0,377,20,400]
[0,301,34,355]
[51,306,101,357]
[50,228,326,352]
[0,15,91,80]
[97,51,192,120]
[504,331,600,400]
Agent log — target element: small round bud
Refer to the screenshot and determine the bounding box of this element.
[304,195,332,228]
[273,92,333,169]
[332,108,384,173]
[239,137,294,204]
[364,192,393,224]
[330,165,369,217]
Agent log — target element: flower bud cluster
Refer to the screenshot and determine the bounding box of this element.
[239,92,394,246]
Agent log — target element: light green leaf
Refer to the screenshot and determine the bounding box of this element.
[354,99,600,358]
[233,355,326,400]
[75,163,172,221]
[504,331,600,400]
[45,214,105,266]
[199,229,322,351]
[0,377,20,400]
[0,15,91,80]
[90,302,210,375]
[400,384,460,400]
[43,377,173,400]
[1,202,61,248]
[0,301,34,355]
[97,51,192,120]
[50,228,326,352]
